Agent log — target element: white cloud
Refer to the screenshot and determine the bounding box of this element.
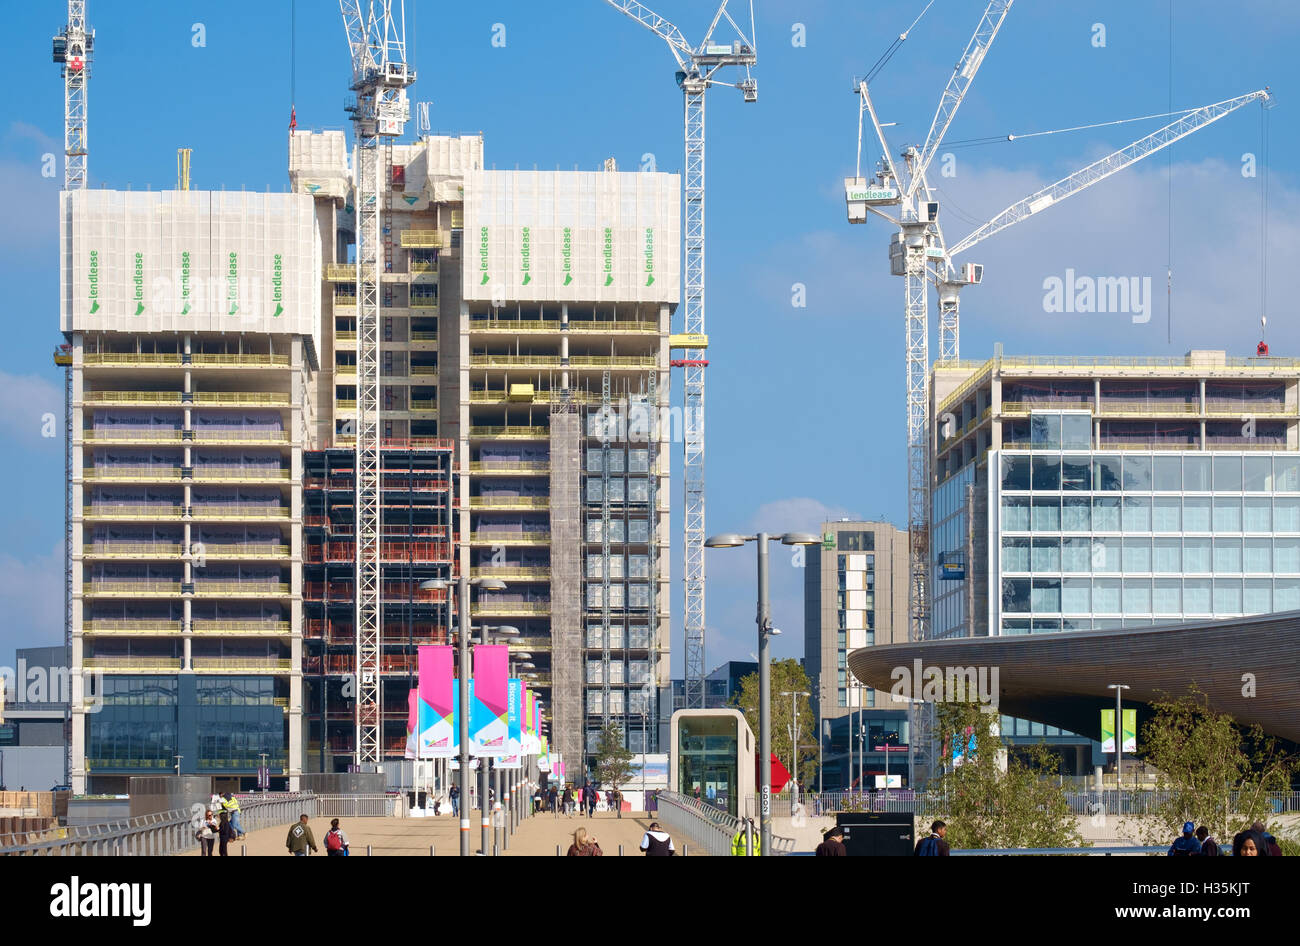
[0,370,65,448]
[0,543,63,658]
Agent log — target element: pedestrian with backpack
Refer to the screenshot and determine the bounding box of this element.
[196,809,218,857]
[639,822,675,856]
[325,818,350,857]
[914,820,950,856]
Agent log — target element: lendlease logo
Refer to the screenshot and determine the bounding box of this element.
[479,226,490,285]
[180,251,192,314]
[272,253,284,317]
[49,877,152,927]
[643,228,655,287]
[226,252,239,315]
[561,227,573,286]
[88,250,100,314]
[132,252,145,315]
[602,227,613,286]
[520,226,532,286]
[889,659,1000,713]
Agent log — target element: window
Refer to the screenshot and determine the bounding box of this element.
[1122,579,1151,614]
[628,520,649,543]
[1122,496,1151,532]
[1152,538,1181,573]
[1122,538,1151,572]
[629,449,649,473]
[1152,456,1182,491]
[1244,538,1272,574]
[1031,497,1060,532]
[1062,414,1091,450]
[1031,455,1061,491]
[1243,498,1271,532]
[1030,413,1062,448]
[628,554,650,579]
[1183,454,1213,491]
[1275,578,1300,610]
[1213,497,1242,533]
[1002,578,1031,613]
[1061,578,1090,612]
[1153,579,1181,615]
[1092,496,1121,531]
[1002,538,1030,572]
[628,478,649,503]
[1003,498,1030,531]
[1031,538,1060,572]
[838,531,875,551]
[1184,497,1211,532]
[1092,537,1120,573]
[1002,456,1031,490]
[1243,579,1271,614]
[1062,497,1091,531]
[1244,456,1271,492]
[1277,499,1300,532]
[1093,579,1121,612]
[1275,457,1300,492]
[1213,456,1242,491]
[1214,539,1243,573]
[1122,456,1152,491]
[1183,578,1212,613]
[1277,538,1300,572]
[1183,537,1211,573]
[1213,579,1243,614]
[1152,497,1181,533]
[1062,538,1092,572]
[1061,455,1091,491]
[1093,456,1122,491]
[1031,579,1060,612]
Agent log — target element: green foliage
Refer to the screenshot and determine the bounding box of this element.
[1129,687,1297,846]
[592,723,635,791]
[732,659,818,787]
[926,700,1084,850]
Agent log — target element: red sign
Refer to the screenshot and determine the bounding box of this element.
[761,754,792,793]
[69,56,84,71]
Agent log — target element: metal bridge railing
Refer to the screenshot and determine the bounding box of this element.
[655,791,741,857]
[0,792,318,857]
[314,794,404,819]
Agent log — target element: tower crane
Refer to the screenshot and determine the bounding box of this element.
[602,0,758,710]
[846,0,1270,781]
[338,0,415,766]
[52,0,93,790]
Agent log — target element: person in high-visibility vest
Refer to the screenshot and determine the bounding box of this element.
[731,817,761,856]
[220,792,245,839]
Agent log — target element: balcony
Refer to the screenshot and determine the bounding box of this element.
[468,425,549,440]
[191,657,292,672]
[82,543,185,559]
[471,566,551,581]
[410,398,437,413]
[190,353,290,368]
[191,467,292,483]
[188,505,291,521]
[200,544,291,559]
[191,621,292,636]
[410,297,438,311]
[83,657,182,672]
[471,320,561,334]
[84,506,185,520]
[472,601,552,616]
[470,460,550,476]
[468,531,551,546]
[82,620,182,636]
[469,496,550,510]
[191,429,289,444]
[568,321,659,334]
[83,429,184,444]
[399,230,443,249]
[410,331,438,344]
[83,391,183,406]
[192,582,291,598]
[84,352,181,367]
[569,355,657,369]
[82,467,183,483]
[193,392,291,407]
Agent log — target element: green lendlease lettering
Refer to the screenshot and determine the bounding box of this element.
[479,226,490,286]
[603,228,613,287]
[521,226,531,286]
[272,253,284,317]
[644,227,654,287]
[561,227,573,286]
[88,249,100,314]
[181,250,192,315]
[227,252,239,315]
[132,252,145,315]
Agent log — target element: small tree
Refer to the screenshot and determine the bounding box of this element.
[927,700,1083,850]
[1128,687,1297,846]
[732,659,818,789]
[592,723,635,803]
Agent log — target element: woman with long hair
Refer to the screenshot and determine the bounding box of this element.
[565,826,602,856]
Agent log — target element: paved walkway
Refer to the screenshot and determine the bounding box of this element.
[180,810,671,857]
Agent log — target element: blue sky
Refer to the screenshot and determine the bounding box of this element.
[1,1,1296,673]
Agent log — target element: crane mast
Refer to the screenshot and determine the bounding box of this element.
[338,0,414,767]
[53,0,93,790]
[603,0,757,710]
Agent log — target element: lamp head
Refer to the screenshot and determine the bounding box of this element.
[704,533,748,548]
[780,532,822,546]
[475,578,508,591]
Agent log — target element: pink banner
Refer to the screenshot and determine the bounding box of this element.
[472,644,510,755]
[418,645,454,718]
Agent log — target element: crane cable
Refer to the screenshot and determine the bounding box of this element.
[943,103,1211,150]
[1167,0,1174,345]
[864,0,934,84]
[1261,102,1271,336]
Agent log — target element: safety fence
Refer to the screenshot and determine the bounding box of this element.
[0,793,317,857]
[766,790,1300,819]
[314,794,404,819]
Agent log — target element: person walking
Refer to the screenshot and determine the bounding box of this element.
[565,826,602,856]
[286,814,318,856]
[815,824,848,856]
[220,792,245,840]
[914,820,950,856]
[639,821,675,856]
[196,809,218,857]
[324,818,350,857]
[564,785,576,816]
[217,810,237,857]
[1195,826,1221,856]
[1168,821,1202,855]
[547,785,558,815]
[449,784,460,818]
[585,782,597,818]
[1251,821,1284,856]
[731,817,761,856]
[609,787,622,819]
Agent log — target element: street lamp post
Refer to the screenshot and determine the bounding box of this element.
[419,576,507,857]
[478,624,518,856]
[706,530,820,856]
[1107,683,1130,792]
[780,689,810,804]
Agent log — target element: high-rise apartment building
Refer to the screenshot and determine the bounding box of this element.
[803,520,912,787]
[290,135,678,774]
[62,189,321,793]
